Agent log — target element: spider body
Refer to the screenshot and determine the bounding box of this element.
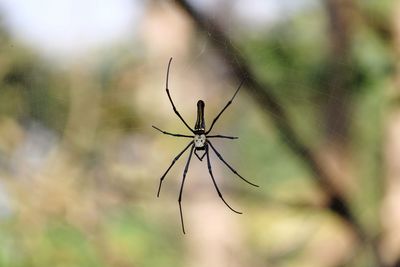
[152,58,258,234]
[194,100,206,133]
[194,134,206,148]
[193,100,206,158]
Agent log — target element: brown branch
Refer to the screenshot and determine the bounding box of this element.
[172,0,365,241]
[324,0,353,145]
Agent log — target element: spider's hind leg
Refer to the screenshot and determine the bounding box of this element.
[152,125,193,138]
[207,135,238,140]
[206,79,245,135]
[165,58,194,133]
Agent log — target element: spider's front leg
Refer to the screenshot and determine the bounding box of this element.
[207,140,259,187]
[205,144,242,214]
[157,141,193,197]
[178,144,195,234]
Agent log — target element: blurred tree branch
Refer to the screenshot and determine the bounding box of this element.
[170,1,398,266]
[324,0,353,146]
[172,0,363,239]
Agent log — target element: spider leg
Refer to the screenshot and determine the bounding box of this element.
[152,125,193,138]
[165,58,195,133]
[206,79,245,135]
[199,151,207,161]
[207,140,259,187]
[157,141,193,197]
[207,135,238,139]
[178,144,195,234]
[194,149,206,161]
[205,144,242,214]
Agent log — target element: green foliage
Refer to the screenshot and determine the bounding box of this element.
[0,1,397,266]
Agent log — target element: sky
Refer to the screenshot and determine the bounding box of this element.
[0,0,143,59]
[0,0,314,62]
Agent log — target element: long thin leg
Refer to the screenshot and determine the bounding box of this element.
[194,149,206,161]
[206,79,245,134]
[207,135,238,139]
[178,144,195,234]
[157,141,193,197]
[205,145,242,214]
[152,125,193,138]
[165,58,194,133]
[207,141,259,187]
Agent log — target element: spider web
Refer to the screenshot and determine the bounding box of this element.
[182,0,383,193]
[178,1,328,189]
[172,0,385,263]
[0,0,387,265]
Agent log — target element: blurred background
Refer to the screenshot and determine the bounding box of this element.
[0,0,398,266]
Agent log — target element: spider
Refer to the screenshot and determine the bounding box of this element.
[153,58,258,234]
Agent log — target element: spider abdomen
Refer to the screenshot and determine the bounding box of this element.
[194,100,205,132]
[194,134,206,148]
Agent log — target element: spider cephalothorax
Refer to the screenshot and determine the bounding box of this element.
[193,133,206,148]
[152,57,259,234]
